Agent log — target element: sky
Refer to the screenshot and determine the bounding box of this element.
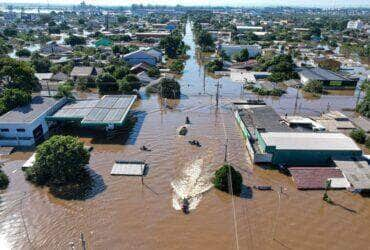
[1,0,370,8]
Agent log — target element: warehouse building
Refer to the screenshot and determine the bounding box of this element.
[234,101,362,166]
[297,67,358,89]
[259,132,362,166]
[0,96,67,147]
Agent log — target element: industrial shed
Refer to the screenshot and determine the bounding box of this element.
[259,132,362,166]
[297,67,358,89]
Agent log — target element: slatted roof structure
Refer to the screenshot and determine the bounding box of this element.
[111,161,147,176]
[49,95,137,127]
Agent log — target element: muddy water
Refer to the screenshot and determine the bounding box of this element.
[1,22,370,250]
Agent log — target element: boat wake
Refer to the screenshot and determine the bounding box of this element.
[171,159,213,211]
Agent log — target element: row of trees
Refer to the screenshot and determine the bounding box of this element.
[193,22,215,52]
[0,58,39,115]
[159,30,188,59]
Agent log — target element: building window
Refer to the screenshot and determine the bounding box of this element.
[0,128,9,132]
[17,128,26,133]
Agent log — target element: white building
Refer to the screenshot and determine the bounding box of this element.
[347,20,364,30]
[0,96,66,147]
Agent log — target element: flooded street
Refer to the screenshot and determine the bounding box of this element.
[1,22,370,250]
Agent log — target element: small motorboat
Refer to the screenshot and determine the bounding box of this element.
[140,146,151,151]
[188,140,201,147]
[181,198,190,214]
[253,185,272,191]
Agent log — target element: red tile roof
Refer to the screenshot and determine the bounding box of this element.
[289,167,343,190]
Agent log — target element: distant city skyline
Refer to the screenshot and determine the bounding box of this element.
[1,0,370,8]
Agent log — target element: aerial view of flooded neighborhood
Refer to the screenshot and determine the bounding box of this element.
[0,0,369,249]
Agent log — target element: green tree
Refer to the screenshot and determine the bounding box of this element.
[31,54,51,73]
[118,74,141,94]
[0,88,32,115]
[318,59,341,72]
[147,66,160,78]
[25,135,90,186]
[233,48,249,62]
[196,30,215,52]
[113,66,130,80]
[357,88,370,118]
[117,15,128,23]
[0,58,39,91]
[3,27,17,37]
[0,163,9,190]
[96,73,118,93]
[159,77,181,99]
[55,83,74,99]
[16,48,31,57]
[350,129,366,144]
[65,35,86,46]
[303,80,324,94]
[213,164,243,196]
[169,60,185,74]
[206,59,223,72]
[160,33,185,59]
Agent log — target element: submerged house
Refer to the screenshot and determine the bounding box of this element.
[123,49,162,66]
[70,66,100,82]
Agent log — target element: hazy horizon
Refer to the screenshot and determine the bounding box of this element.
[1,0,370,8]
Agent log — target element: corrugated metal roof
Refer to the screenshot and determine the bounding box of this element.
[51,95,137,126]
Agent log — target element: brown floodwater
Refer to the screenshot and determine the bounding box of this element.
[1,22,370,250]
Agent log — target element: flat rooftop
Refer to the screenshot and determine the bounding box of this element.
[238,105,292,133]
[261,132,361,151]
[50,95,137,126]
[334,160,370,190]
[111,161,147,176]
[0,96,61,124]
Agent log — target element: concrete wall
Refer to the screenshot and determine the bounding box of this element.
[270,149,362,166]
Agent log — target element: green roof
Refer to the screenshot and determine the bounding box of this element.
[95,38,112,47]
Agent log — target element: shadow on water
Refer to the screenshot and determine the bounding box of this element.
[49,167,106,200]
[240,184,253,199]
[125,111,147,145]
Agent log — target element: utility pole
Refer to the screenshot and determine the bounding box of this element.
[272,187,282,240]
[105,13,109,31]
[203,64,206,94]
[224,139,228,163]
[293,86,299,115]
[80,233,86,250]
[215,79,221,108]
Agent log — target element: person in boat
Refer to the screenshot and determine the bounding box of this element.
[182,198,189,214]
[185,116,190,124]
[140,145,149,151]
